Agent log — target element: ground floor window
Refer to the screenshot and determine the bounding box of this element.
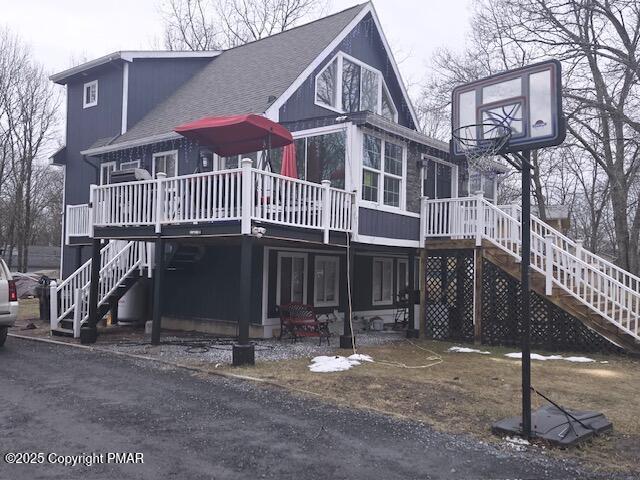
[372,257,393,305]
[277,252,307,305]
[314,256,339,307]
[397,259,408,293]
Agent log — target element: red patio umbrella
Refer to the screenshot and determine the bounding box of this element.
[280,143,298,179]
[174,114,293,157]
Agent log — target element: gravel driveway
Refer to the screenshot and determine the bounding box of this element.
[0,336,626,480]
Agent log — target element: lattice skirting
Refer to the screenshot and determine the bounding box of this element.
[481,259,623,354]
[424,250,474,342]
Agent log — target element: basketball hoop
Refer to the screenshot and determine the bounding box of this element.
[452,123,512,174]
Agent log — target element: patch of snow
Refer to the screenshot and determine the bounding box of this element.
[448,346,491,355]
[504,436,530,451]
[505,352,595,363]
[563,356,595,363]
[309,355,367,373]
[600,361,609,364]
[348,353,373,362]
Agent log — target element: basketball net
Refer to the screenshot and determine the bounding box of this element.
[452,123,512,175]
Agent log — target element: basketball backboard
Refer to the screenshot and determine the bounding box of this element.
[451,60,565,159]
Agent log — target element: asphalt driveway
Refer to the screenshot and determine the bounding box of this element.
[0,337,623,479]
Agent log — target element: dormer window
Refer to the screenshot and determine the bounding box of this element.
[315,52,397,122]
[83,80,98,108]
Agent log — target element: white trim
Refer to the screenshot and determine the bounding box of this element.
[360,131,407,210]
[83,80,98,108]
[50,50,221,84]
[358,205,419,218]
[356,235,420,248]
[312,51,398,121]
[152,150,179,177]
[291,123,348,139]
[314,255,340,307]
[80,132,181,156]
[276,252,308,305]
[59,165,67,273]
[121,63,129,134]
[366,3,419,127]
[265,5,371,122]
[265,4,418,127]
[99,161,116,185]
[120,159,141,170]
[372,257,394,306]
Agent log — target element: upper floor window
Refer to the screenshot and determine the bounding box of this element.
[315,52,397,122]
[289,130,346,189]
[362,133,405,208]
[152,150,178,178]
[83,80,98,108]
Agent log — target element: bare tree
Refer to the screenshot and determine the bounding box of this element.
[161,0,328,50]
[0,28,60,271]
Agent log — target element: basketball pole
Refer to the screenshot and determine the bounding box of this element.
[521,150,532,438]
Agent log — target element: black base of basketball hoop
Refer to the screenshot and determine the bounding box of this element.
[492,405,612,447]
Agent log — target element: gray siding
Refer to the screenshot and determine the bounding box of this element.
[279,13,415,129]
[127,58,211,128]
[62,64,124,276]
[163,244,263,324]
[358,207,420,241]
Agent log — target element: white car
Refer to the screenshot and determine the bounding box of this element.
[0,258,18,346]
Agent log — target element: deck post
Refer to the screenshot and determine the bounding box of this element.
[155,172,166,234]
[418,249,426,338]
[241,158,253,235]
[340,244,356,349]
[475,192,484,247]
[151,236,165,345]
[49,280,58,332]
[89,184,97,238]
[545,234,554,295]
[322,180,331,244]
[233,235,255,365]
[419,197,428,248]
[81,238,101,344]
[406,249,419,338]
[473,247,484,343]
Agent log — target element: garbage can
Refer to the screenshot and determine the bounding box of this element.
[37,275,51,321]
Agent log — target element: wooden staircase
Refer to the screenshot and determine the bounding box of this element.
[483,244,640,353]
[422,196,640,353]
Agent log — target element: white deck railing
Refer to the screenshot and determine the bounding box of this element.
[422,196,640,341]
[66,204,92,240]
[68,161,355,243]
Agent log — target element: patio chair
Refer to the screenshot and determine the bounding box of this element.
[278,302,330,346]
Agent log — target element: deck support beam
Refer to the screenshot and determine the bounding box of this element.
[340,244,355,349]
[151,236,165,345]
[406,249,419,338]
[81,238,101,344]
[473,246,484,343]
[233,235,255,366]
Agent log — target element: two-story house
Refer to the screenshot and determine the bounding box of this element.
[50,2,640,364]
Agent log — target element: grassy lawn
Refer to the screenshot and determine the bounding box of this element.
[227,339,640,474]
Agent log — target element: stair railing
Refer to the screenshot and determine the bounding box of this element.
[50,240,146,337]
[423,196,640,341]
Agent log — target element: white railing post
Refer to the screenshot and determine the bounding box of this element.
[49,280,58,332]
[73,288,82,338]
[155,172,166,233]
[89,184,97,238]
[544,234,554,295]
[321,180,331,244]
[575,239,584,285]
[475,193,484,247]
[419,197,428,248]
[241,158,253,235]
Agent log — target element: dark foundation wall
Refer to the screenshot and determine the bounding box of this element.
[162,243,263,324]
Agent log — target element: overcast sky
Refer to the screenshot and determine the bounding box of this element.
[2,0,472,98]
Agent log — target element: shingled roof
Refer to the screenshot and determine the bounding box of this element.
[99,3,368,151]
